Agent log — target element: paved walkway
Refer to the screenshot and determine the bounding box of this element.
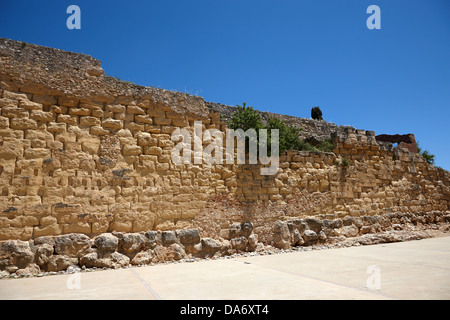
[1,236,449,300]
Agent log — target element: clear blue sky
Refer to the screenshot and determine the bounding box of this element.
[1,0,449,169]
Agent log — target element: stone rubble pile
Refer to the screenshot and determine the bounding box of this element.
[0,222,258,278]
[272,211,450,249]
[1,211,448,279]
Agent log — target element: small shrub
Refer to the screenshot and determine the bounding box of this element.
[417,141,435,165]
[228,103,336,156]
[298,141,317,152]
[315,138,335,152]
[265,117,302,154]
[227,103,263,156]
[341,158,350,167]
[421,150,435,165]
[227,102,263,132]
[311,106,323,120]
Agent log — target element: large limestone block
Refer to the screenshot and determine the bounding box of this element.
[0,240,35,270]
[54,233,91,258]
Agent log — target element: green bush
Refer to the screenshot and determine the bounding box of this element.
[298,141,317,152]
[417,142,435,165]
[227,103,335,156]
[297,138,335,153]
[315,138,335,152]
[227,102,262,132]
[227,103,263,156]
[421,150,435,165]
[265,117,302,154]
[341,158,350,167]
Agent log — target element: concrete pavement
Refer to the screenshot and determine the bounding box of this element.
[1,236,449,300]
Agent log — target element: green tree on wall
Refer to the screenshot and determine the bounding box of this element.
[417,142,435,165]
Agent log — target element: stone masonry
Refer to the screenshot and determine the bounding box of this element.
[0,38,449,275]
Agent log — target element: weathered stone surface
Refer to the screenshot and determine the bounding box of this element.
[117,233,146,257]
[161,231,177,246]
[241,222,253,238]
[0,240,35,270]
[110,252,130,267]
[273,221,291,249]
[360,225,374,234]
[0,38,448,265]
[305,218,324,233]
[318,230,327,240]
[343,217,363,228]
[292,219,308,234]
[152,244,186,261]
[16,263,41,277]
[219,239,233,255]
[131,250,154,265]
[102,118,123,130]
[167,244,186,260]
[231,236,248,251]
[94,233,118,253]
[0,211,449,272]
[177,229,201,245]
[79,252,130,268]
[79,252,101,268]
[293,229,305,246]
[324,219,342,229]
[47,255,78,272]
[228,222,254,240]
[229,223,242,239]
[143,231,158,249]
[200,238,221,257]
[35,243,54,268]
[303,230,318,242]
[247,234,258,251]
[16,263,41,276]
[34,236,56,247]
[54,233,91,258]
[341,225,360,238]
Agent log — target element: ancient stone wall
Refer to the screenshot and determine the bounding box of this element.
[0,37,449,249]
[375,133,418,154]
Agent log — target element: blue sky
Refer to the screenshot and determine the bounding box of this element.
[1,0,449,169]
